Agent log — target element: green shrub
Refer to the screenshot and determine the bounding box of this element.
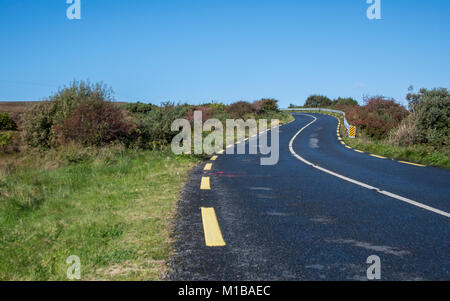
[132,103,190,149]
[406,86,427,112]
[22,80,115,149]
[122,102,155,115]
[414,88,450,148]
[0,131,14,151]
[209,102,227,113]
[396,87,450,148]
[0,113,17,131]
[304,95,332,107]
[332,97,358,107]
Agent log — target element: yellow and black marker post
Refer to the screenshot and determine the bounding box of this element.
[349,126,356,138]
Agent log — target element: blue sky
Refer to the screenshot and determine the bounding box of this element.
[1,0,449,107]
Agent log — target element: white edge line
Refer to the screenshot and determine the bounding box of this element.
[288,114,450,219]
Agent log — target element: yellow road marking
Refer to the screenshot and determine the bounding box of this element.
[200,177,211,190]
[345,146,352,149]
[211,155,218,161]
[354,150,364,153]
[340,141,346,145]
[204,163,212,171]
[399,161,426,167]
[371,154,386,159]
[217,149,224,154]
[201,207,226,247]
[338,137,342,140]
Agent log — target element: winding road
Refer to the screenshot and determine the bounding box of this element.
[170,113,450,281]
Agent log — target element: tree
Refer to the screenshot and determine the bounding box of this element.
[415,88,450,147]
[304,95,332,107]
[22,80,116,149]
[332,97,359,106]
[391,87,450,148]
[406,86,428,112]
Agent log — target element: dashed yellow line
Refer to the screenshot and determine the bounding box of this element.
[201,207,226,247]
[210,155,218,161]
[334,119,424,165]
[217,149,224,154]
[200,177,211,190]
[204,163,212,171]
[399,161,426,167]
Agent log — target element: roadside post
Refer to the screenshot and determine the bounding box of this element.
[349,126,356,138]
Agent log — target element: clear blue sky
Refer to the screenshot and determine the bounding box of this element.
[1,0,450,107]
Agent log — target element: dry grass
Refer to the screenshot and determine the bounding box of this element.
[0,147,199,280]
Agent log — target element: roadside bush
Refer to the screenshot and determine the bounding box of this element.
[332,97,358,107]
[22,80,115,149]
[227,101,254,119]
[0,113,17,131]
[0,131,14,151]
[122,102,155,115]
[132,103,190,149]
[21,102,54,149]
[184,105,215,122]
[390,87,449,148]
[208,102,229,120]
[345,97,409,140]
[252,98,279,114]
[414,88,450,148]
[388,113,422,146]
[54,101,136,147]
[304,95,332,107]
[209,102,227,113]
[406,86,428,112]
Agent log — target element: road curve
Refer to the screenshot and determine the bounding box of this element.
[170,113,450,281]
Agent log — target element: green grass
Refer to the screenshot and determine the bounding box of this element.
[0,111,293,281]
[343,137,450,169]
[0,145,199,280]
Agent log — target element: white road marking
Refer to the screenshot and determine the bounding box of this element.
[288,114,450,219]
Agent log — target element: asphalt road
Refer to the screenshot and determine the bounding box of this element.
[170,113,450,281]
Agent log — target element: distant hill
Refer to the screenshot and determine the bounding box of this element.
[0,101,132,124]
[0,101,38,123]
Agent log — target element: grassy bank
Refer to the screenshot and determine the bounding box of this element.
[343,137,450,169]
[0,146,199,280]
